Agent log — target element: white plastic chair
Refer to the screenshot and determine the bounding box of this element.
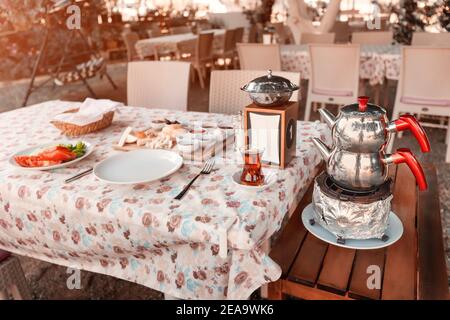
[237,44,282,71]
[305,44,360,121]
[351,31,393,45]
[299,33,335,45]
[127,61,191,111]
[412,32,450,46]
[209,70,300,115]
[388,46,450,162]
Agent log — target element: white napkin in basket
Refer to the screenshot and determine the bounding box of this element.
[52,98,123,126]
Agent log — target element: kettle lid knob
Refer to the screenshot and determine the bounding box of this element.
[358,96,369,112]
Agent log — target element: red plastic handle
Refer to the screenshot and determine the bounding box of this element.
[388,148,428,191]
[358,96,369,112]
[394,114,431,153]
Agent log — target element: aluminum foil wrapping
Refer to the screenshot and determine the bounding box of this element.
[312,180,393,240]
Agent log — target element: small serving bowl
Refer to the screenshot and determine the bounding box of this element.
[176,136,201,153]
[149,119,166,131]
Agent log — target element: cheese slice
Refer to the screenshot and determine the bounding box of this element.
[118,127,133,147]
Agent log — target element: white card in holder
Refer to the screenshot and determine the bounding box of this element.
[248,112,280,165]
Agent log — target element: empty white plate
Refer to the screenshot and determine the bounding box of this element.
[94,149,183,185]
[301,203,403,250]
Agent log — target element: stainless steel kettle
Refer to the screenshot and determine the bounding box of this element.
[319,96,430,153]
[312,139,428,191]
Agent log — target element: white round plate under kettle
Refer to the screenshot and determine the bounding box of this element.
[231,169,277,191]
[94,149,183,185]
[301,203,403,250]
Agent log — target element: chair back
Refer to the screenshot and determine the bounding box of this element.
[234,27,245,44]
[412,32,450,46]
[127,61,191,111]
[248,24,258,43]
[397,46,450,105]
[223,29,237,53]
[271,22,289,44]
[300,33,335,44]
[209,70,300,114]
[332,21,351,43]
[171,26,192,35]
[196,32,214,62]
[237,43,281,71]
[308,44,360,97]
[122,32,140,61]
[351,31,393,44]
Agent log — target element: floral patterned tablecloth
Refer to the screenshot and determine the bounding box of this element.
[281,44,401,86]
[0,100,331,299]
[136,30,225,60]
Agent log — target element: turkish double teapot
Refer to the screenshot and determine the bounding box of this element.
[312,96,430,191]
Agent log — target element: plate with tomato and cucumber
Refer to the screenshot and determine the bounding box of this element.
[9,141,94,170]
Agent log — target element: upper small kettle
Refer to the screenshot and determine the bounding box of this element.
[319,96,431,153]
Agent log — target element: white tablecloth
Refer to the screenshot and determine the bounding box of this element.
[0,100,332,299]
[136,30,226,59]
[281,44,401,85]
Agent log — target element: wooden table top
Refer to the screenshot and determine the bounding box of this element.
[269,163,449,300]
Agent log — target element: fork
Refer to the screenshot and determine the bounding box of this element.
[174,159,215,200]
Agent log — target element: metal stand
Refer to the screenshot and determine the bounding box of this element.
[21,3,117,107]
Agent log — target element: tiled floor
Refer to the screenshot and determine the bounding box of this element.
[1,63,448,299]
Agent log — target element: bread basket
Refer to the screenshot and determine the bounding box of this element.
[51,108,114,137]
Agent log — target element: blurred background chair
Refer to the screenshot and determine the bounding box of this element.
[213,29,237,69]
[412,32,450,46]
[305,44,360,121]
[0,250,32,300]
[171,26,192,35]
[122,31,141,62]
[332,21,351,44]
[351,31,393,45]
[127,61,191,111]
[209,70,300,114]
[299,33,335,45]
[180,32,214,88]
[237,44,281,71]
[389,46,450,162]
[271,22,291,44]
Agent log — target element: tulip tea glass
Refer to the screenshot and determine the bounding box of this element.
[240,147,265,186]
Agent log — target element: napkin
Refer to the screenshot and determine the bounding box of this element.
[52,98,123,126]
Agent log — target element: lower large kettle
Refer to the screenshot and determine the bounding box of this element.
[312,138,427,191]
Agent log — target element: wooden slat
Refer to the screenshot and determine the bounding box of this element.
[282,280,352,300]
[382,163,418,299]
[288,233,328,286]
[348,249,386,299]
[417,165,449,300]
[317,246,356,295]
[269,176,315,277]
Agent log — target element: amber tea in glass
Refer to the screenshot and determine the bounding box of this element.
[240,147,265,186]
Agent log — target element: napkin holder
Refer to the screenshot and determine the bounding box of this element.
[243,102,298,168]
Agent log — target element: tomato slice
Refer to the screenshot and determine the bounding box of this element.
[14,146,76,167]
[39,146,76,162]
[14,155,61,167]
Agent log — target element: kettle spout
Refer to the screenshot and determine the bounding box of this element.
[312,138,332,162]
[318,108,336,128]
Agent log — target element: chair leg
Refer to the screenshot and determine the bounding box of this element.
[305,97,313,121]
[445,117,450,145]
[104,71,118,90]
[197,67,205,89]
[446,121,450,163]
